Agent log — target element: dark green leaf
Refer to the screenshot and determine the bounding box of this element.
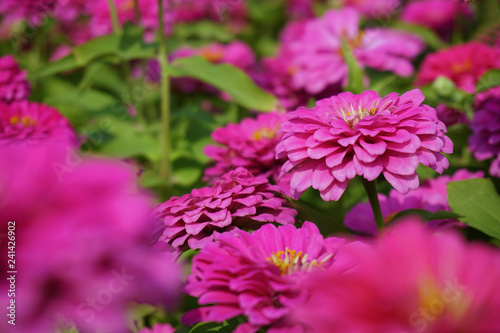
[390,21,447,50]
[448,178,500,240]
[391,209,463,223]
[170,56,278,111]
[475,69,500,93]
[173,21,234,42]
[341,38,365,94]
[289,199,350,235]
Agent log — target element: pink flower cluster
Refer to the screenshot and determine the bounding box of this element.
[0,143,182,333]
[153,167,297,251]
[0,55,30,103]
[276,89,453,201]
[416,42,500,93]
[295,220,500,333]
[183,222,363,332]
[345,169,484,235]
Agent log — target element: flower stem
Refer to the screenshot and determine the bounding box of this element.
[157,0,171,183]
[360,177,385,231]
[106,0,121,34]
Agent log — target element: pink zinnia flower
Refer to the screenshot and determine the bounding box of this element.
[0,0,57,25]
[153,167,297,251]
[295,219,500,333]
[282,8,423,94]
[204,112,286,184]
[401,0,472,35]
[435,104,469,127]
[469,87,500,177]
[182,222,362,333]
[172,0,247,25]
[0,55,30,103]
[0,101,76,145]
[416,42,500,93]
[345,169,484,235]
[0,143,182,333]
[341,0,401,18]
[276,89,453,201]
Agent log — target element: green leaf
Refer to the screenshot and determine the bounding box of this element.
[33,25,156,78]
[390,21,447,50]
[448,178,500,240]
[476,69,500,93]
[170,56,278,112]
[341,38,365,94]
[173,20,234,42]
[186,318,241,333]
[391,209,463,223]
[289,199,350,235]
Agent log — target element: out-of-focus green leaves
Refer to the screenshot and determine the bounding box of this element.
[420,76,474,115]
[448,178,500,240]
[33,25,156,78]
[341,38,365,94]
[170,56,278,111]
[476,69,500,93]
[289,199,350,235]
[391,209,463,224]
[173,21,234,42]
[390,21,447,50]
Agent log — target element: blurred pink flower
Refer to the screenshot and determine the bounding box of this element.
[435,104,469,127]
[345,169,484,235]
[276,89,453,201]
[182,222,362,332]
[416,42,500,93]
[0,143,182,333]
[139,323,175,333]
[204,112,286,184]
[0,0,57,25]
[401,0,472,35]
[295,219,500,333]
[341,0,401,18]
[172,0,247,26]
[153,167,297,251]
[0,101,76,145]
[281,8,423,94]
[469,87,500,176]
[0,55,30,103]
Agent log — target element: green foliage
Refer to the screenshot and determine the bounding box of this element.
[341,38,365,94]
[476,69,500,93]
[391,209,463,224]
[390,21,447,50]
[448,178,500,240]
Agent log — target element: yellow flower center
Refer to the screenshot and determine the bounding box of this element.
[338,30,365,57]
[252,127,276,140]
[266,248,331,276]
[451,60,472,74]
[341,104,378,130]
[9,115,37,127]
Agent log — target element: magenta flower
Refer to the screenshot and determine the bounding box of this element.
[469,87,500,177]
[401,0,472,36]
[342,0,401,18]
[276,89,453,201]
[171,0,247,26]
[0,101,76,145]
[345,169,484,235]
[416,42,500,93]
[281,8,423,94]
[0,55,30,103]
[153,167,297,251]
[0,143,182,333]
[435,104,469,127]
[295,219,500,333]
[204,112,286,183]
[182,222,362,333]
[0,0,57,25]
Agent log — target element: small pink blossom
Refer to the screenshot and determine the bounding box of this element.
[276,89,453,201]
[0,55,30,103]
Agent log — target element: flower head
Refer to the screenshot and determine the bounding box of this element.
[0,101,76,145]
[0,0,57,25]
[416,42,500,93]
[281,8,423,94]
[0,142,182,333]
[469,87,500,177]
[341,0,401,18]
[345,169,484,235]
[0,55,30,103]
[276,89,453,201]
[153,167,297,251]
[204,112,286,183]
[182,222,361,332]
[295,219,500,333]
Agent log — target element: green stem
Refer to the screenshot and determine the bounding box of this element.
[157,0,171,183]
[133,0,142,23]
[106,0,122,34]
[360,177,385,231]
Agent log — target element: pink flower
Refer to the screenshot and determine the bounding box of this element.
[172,0,247,26]
[153,168,297,251]
[0,0,57,25]
[139,323,175,333]
[0,101,76,145]
[0,55,30,103]
[469,87,500,177]
[435,104,469,127]
[345,169,484,235]
[204,112,286,184]
[416,42,500,93]
[342,0,401,18]
[0,143,182,333]
[182,222,362,333]
[282,8,423,94]
[276,89,453,201]
[295,219,500,333]
[401,0,472,35]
